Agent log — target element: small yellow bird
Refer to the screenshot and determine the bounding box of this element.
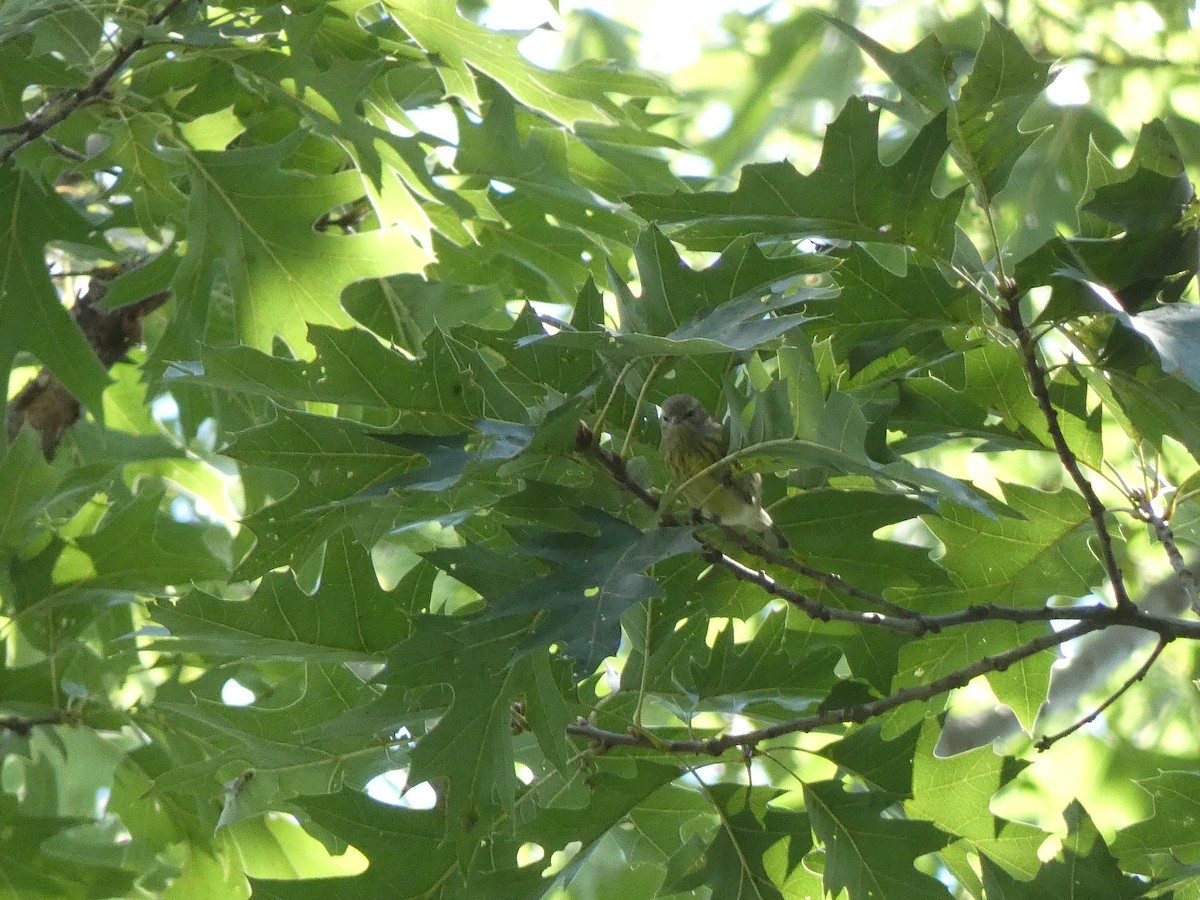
[658,393,788,549]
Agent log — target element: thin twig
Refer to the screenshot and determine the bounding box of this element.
[568,622,1096,754]
[580,430,1200,641]
[44,136,87,162]
[620,358,664,459]
[708,547,918,631]
[1132,491,1198,613]
[1002,294,1133,609]
[576,422,660,511]
[0,0,190,166]
[1,709,77,735]
[717,524,921,619]
[705,546,1200,638]
[591,360,635,439]
[1034,636,1169,751]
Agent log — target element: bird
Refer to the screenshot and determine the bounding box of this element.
[658,393,789,549]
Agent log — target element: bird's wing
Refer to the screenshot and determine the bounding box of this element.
[714,420,763,505]
[724,464,762,506]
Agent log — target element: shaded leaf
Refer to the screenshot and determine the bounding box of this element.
[628,99,967,253]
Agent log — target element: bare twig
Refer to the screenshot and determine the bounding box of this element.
[568,621,1097,754]
[578,425,1200,641]
[577,422,661,511]
[705,547,917,631]
[1,709,77,735]
[0,0,190,166]
[1002,293,1133,609]
[1034,636,1169,751]
[620,358,665,459]
[592,361,636,440]
[717,524,921,619]
[1132,491,1198,613]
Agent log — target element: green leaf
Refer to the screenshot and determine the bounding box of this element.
[1125,304,1200,394]
[228,407,425,577]
[823,17,953,112]
[680,612,841,712]
[151,535,425,661]
[1084,119,1195,235]
[773,490,949,596]
[0,169,110,422]
[482,511,698,676]
[385,0,667,128]
[160,137,428,364]
[0,796,134,900]
[94,115,186,238]
[628,99,967,253]
[1115,771,1200,865]
[700,784,815,900]
[904,483,1103,612]
[377,616,538,852]
[818,721,921,798]
[905,719,1046,878]
[73,486,229,592]
[806,779,952,900]
[961,343,1103,467]
[951,17,1052,198]
[1105,368,1200,459]
[0,427,59,554]
[805,247,972,360]
[523,229,833,360]
[889,483,1103,732]
[519,761,684,880]
[274,791,470,898]
[149,662,388,822]
[984,801,1151,898]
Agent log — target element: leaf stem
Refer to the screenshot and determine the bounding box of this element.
[592,360,635,440]
[620,358,664,459]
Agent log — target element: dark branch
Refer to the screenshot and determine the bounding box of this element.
[577,423,661,511]
[708,548,923,631]
[1,710,76,736]
[578,422,1200,643]
[717,524,920,619]
[1002,295,1133,609]
[0,0,190,165]
[1034,635,1169,751]
[1132,491,1198,613]
[569,621,1097,754]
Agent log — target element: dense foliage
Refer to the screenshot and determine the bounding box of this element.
[2,0,1200,897]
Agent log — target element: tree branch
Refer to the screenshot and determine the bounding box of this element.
[716,523,921,619]
[1002,293,1133,609]
[578,423,1200,645]
[0,0,190,166]
[1,709,77,736]
[1034,635,1169,751]
[1133,491,1198,614]
[568,621,1097,754]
